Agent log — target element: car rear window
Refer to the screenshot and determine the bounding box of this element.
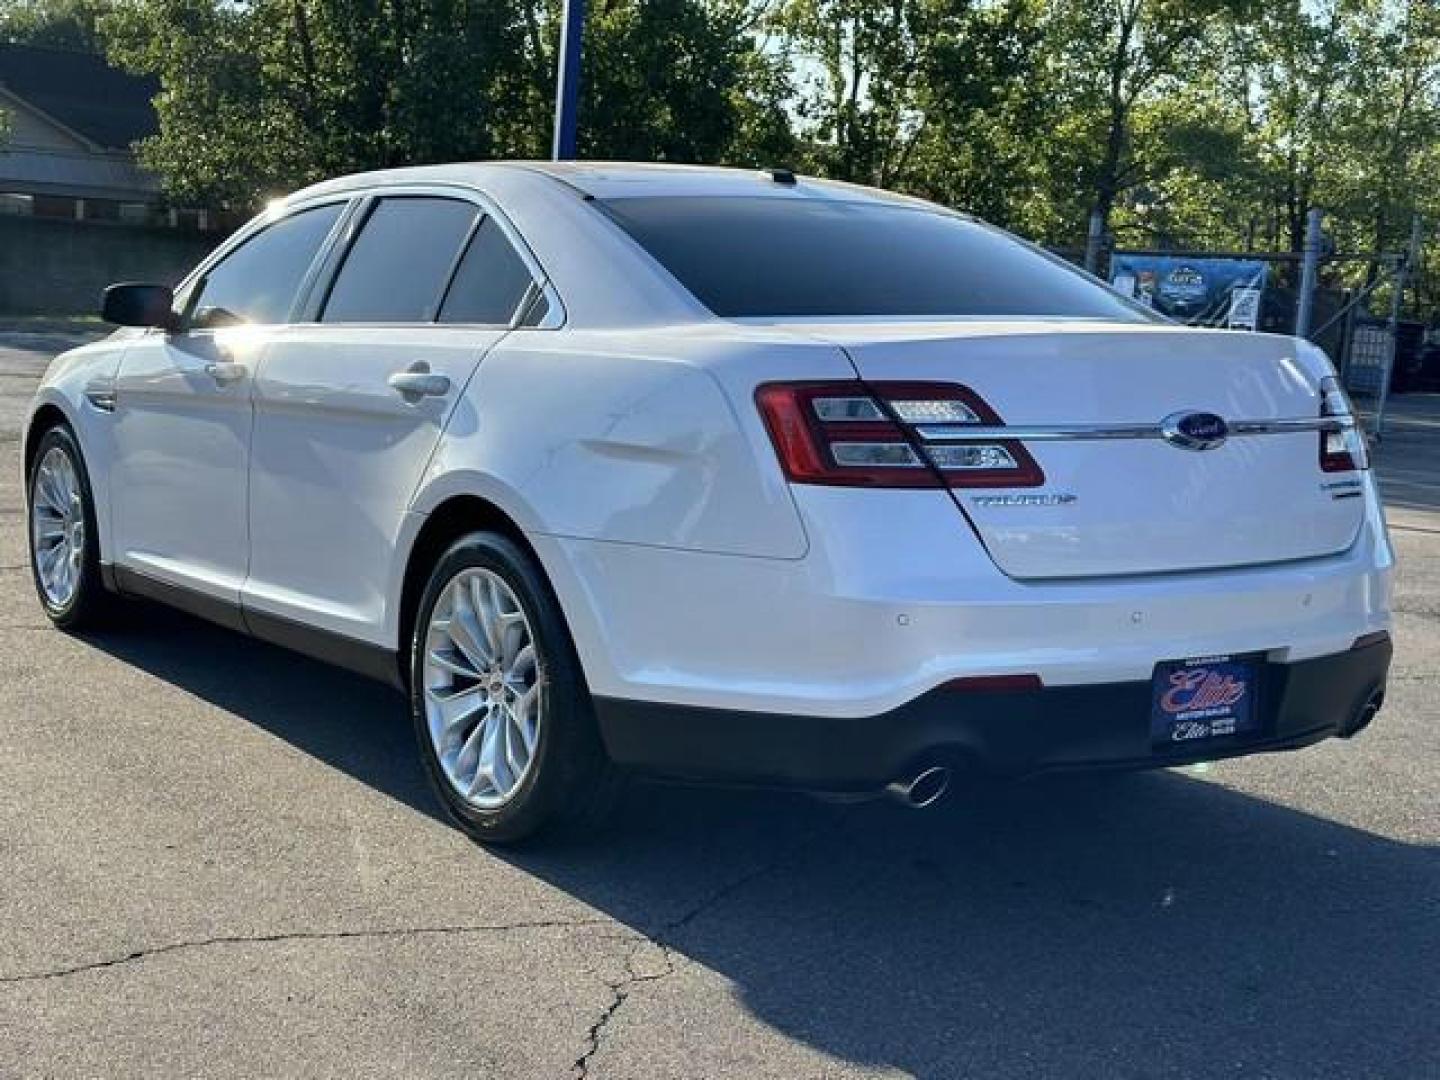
[438,216,535,325]
[598,196,1150,321]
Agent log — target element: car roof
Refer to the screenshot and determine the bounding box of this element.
[285,160,938,210]
[274,162,961,330]
[512,162,934,205]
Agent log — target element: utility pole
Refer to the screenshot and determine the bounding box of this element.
[1083,209,1106,276]
[1294,207,1323,339]
[1374,214,1424,441]
[551,0,585,160]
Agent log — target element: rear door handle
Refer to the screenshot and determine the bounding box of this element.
[204,361,247,384]
[388,363,451,400]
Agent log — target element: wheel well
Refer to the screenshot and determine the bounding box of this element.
[24,403,69,476]
[397,495,537,664]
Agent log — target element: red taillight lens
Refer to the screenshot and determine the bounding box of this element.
[755,381,1043,488]
[1319,376,1369,472]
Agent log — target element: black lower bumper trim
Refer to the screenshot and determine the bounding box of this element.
[593,638,1393,791]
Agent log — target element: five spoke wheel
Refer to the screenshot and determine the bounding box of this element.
[422,568,542,809]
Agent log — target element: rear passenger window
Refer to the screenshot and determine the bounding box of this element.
[322,197,478,323]
[438,216,535,325]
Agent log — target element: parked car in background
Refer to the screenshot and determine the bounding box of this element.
[23,163,1395,843]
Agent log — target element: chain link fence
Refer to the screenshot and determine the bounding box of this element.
[1059,212,1429,440]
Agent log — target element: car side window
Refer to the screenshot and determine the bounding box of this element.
[321,197,479,324]
[187,203,344,329]
[437,216,537,325]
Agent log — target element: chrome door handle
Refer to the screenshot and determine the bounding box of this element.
[388,364,451,400]
[204,361,247,384]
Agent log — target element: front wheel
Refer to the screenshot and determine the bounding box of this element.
[27,424,111,630]
[408,531,621,844]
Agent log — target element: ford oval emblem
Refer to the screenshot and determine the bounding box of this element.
[1161,410,1229,451]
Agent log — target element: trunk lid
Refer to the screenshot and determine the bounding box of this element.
[800,321,1363,579]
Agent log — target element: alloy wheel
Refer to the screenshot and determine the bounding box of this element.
[30,446,85,610]
[422,568,543,809]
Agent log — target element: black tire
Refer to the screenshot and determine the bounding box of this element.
[26,423,113,631]
[408,531,623,844]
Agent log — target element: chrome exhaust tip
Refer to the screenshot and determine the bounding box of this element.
[886,766,952,809]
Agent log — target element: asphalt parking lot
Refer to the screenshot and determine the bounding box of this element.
[1,328,1436,1078]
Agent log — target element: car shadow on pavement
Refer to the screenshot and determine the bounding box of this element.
[79,601,443,824]
[82,603,1438,1078]
[517,776,1438,1077]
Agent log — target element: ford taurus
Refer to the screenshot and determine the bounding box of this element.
[24,162,1394,842]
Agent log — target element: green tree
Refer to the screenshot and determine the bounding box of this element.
[102,0,534,206]
[773,0,931,185]
[1330,1,1440,275]
[1040,0,1256,242]
[1208,0,1438,306]
[771,0,1048,225]
[100,0,784,206]
[511,0,790,164]
[5,0,1426,321]
[1220,0,1367,251]
[0,0,112,51]
[905,0,1061,235]
[1108,79,1264,249]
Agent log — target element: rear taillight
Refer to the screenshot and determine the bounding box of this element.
[1319,376,1369,472]
[755,381,1043,488]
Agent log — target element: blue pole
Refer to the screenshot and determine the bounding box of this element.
[552,0,585,160]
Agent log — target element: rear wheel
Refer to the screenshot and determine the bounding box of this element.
[409,531,621,844]
[27,424,111,630]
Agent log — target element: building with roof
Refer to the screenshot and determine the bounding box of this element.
[0,44,226,314]
[0,42,191,225]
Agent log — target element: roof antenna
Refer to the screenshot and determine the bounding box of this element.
[762,167,798,186]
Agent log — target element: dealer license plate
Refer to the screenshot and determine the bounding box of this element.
[1150,654,1261,749]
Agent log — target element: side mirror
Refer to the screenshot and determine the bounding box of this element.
[101,283,179,331]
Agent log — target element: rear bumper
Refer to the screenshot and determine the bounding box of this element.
[531,480,1394,720]
[594,637,1392,791]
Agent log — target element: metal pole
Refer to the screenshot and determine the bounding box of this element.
[551,0,586,160]
[1338,289,1356,384]
[1374,214,1424,441]
[1083,209,1105,275]
[1294,206,1323,339]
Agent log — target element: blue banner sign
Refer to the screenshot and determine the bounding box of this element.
[1110,255,1268,329]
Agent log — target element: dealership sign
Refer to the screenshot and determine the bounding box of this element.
[1111,256,1268,330]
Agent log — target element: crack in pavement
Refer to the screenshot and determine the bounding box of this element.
[0,917,616,985]
[571,822,838,1079]
[573,944,677,1080]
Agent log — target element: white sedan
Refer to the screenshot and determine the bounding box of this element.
[24,162,1394,842]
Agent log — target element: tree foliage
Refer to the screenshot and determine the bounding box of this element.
[1,0,113,50]
[96,0,785,205]
[4,0,1438,314]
